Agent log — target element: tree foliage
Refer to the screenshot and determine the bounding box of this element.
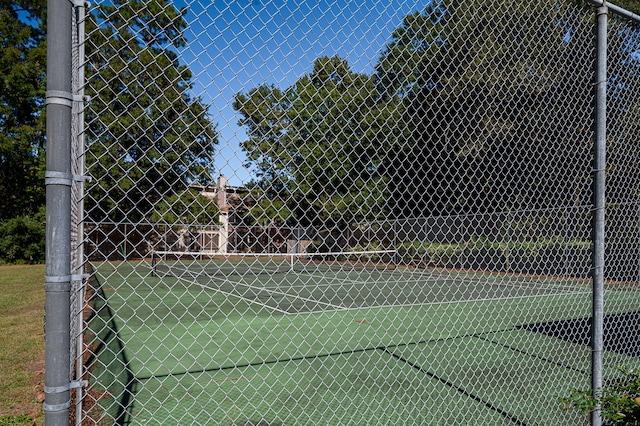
[561,366,640,425]
[235,0,622,225]
[234,56,391,227]
[605,18,640,207]
[0,209,45,264]
[85,0,218,223]
[0,0,46,220]
[150,187,219,225]
[375,0,596,217]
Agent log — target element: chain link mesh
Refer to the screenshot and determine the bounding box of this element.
[73,0,640,424]
[71,4,88,418]
[602,9,640,410]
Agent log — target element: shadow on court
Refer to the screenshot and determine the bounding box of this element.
[520,311,640,358]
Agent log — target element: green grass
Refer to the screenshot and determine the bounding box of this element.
[0,264,45,426]
[0,414,34,426]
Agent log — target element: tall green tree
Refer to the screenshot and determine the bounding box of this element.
[236,0,639,228]
[234,56,392,227]
[0,0,46,220]
[85,0,218,223]
[375,0,596,217]
[606,20,640,205]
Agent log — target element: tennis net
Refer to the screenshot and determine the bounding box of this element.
[150,249,398,278]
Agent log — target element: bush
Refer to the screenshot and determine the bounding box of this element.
[0,213,45,264]
[560,366,640,425]
[396,238,591,275]
[396,240,467,267]
[346,243,394,263]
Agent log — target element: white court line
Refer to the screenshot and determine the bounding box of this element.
[224,276,346,310]
[165,270,345,313]
[166,272,291,315]
[278,270,586,294]
[168,265,585,295]
[281,270,426,289]
[291,289,593,316]
[157,268,591,316]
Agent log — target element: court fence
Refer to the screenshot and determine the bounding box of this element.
[45,1,640,425]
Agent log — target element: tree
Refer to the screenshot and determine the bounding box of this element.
[150,187,219,225]
[605,19,640,206]
[234,56,391,228]
[375,0,596,218]
[0,213,45,263]
[235,0,639,231]
[84,0,218,223]
[0,0,46,220]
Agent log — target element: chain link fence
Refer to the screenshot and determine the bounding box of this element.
[45,0,640,424]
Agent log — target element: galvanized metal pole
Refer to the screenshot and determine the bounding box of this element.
[73,4,87,424]
[586,0,640,22]
[592,5,608,426]
[44,0,72,422]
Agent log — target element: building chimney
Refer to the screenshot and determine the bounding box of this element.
[217,175,227,210]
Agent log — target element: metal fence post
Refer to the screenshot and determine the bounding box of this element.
[591,5,608,426]
[44,0,72,423]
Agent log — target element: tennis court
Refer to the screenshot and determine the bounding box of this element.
[86,258,640,425]
[149,250,594,314]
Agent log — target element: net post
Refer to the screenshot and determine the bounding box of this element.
[150,251,157,277]
[393,221,399,270]
[392,249,399,271]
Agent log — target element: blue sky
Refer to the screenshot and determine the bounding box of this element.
[176,0,431,186]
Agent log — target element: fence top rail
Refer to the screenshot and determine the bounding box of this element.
[586,0,640,23]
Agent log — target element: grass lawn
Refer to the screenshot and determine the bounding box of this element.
[0,264,45,426]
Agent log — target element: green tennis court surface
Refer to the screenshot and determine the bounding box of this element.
[150,253,593,314]
[87,261,640,425]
